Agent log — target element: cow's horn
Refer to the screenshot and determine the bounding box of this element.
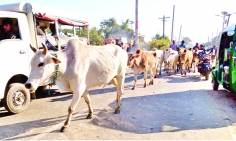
[41,43,48,55]
[30,44,37,53]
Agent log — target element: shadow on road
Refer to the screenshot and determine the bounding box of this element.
[165,74,202,83]
[0,112,90,140]
[90,89,236,134]
[1,86,236,139]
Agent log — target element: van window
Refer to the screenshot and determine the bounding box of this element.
[0,18,21,41]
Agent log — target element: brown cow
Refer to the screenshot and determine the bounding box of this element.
[102,38,116,45]
[192,49,200,73]
[127,49,158,90]
[179,48,193,75]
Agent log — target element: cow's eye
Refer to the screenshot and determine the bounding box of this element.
[38,63,44,67]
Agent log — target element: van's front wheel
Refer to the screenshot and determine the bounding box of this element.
[3,83,30,114]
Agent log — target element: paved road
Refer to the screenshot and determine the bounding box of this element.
[1,68,236,140]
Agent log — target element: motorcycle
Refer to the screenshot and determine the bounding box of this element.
[197,51,211,80]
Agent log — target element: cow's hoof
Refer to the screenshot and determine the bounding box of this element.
[131,87,135,90]
[60,126,69,132]
[149,82,153,85]
[114,109,120,114]
[154,75,157,78]
[86,114,93,119]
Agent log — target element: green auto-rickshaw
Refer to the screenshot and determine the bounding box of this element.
[212,23,236,93]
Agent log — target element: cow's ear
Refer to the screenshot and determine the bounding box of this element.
[136,49,141,54]
[52,57,61,64]
[153,52,157,57]
[30,44,37,53]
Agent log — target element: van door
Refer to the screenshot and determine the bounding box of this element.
[0,17,29,92]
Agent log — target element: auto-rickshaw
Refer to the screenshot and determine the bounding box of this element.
[212,23,236,93]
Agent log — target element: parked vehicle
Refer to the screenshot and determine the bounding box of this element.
[211,23,236,93]
[0,2,89,113]
[197,50,211,80]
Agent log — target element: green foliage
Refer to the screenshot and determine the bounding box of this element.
[152,33,170,41]
[150,38,170,51]
[99,17,134,39]
[89,27,103,45]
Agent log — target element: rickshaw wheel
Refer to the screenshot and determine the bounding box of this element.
[212,79,219,90]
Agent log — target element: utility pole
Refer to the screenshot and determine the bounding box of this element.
[178,25,182,45]
[171,5,175,42]
[135,0,138,44]
[159,15,170,38]
[227,14,231,26]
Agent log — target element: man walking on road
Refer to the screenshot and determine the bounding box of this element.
[209,45,217,64]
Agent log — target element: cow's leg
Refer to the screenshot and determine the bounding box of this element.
[83,90,93,119]
[114,75,125,114]
[168,64,172,76]
[181,63,185,75]
[159,62,162,75]
[188,62,191,73]
[192,61,195,73]
[174,64,177,73]
[149,68,155,85]
[111,77,118,87]
[132,72,138,90]
[154,65,158,78]
[61,85,85,132]
[143,70,147,88]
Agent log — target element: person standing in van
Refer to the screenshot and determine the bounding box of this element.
[1,18,19,40]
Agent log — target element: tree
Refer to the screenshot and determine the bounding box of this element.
[182,37,192,45]
[99,17,134,42]
[150,38,170,50]
[152,33,170,42]
[89,27,103,45]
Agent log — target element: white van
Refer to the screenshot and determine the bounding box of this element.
[0,2,89,113]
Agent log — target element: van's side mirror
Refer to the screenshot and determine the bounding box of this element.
[227,30,235,36]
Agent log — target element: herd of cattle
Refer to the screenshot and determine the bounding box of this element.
[127,47,206,90]
[24,39,205,132]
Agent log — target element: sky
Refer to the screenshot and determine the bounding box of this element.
[1,0,236,45]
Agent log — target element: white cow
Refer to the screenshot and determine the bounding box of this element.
[163,48,179,76]
[153,48,164,77]
[25,39,128,132]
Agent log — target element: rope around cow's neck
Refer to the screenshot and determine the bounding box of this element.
[48,64,60,95]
